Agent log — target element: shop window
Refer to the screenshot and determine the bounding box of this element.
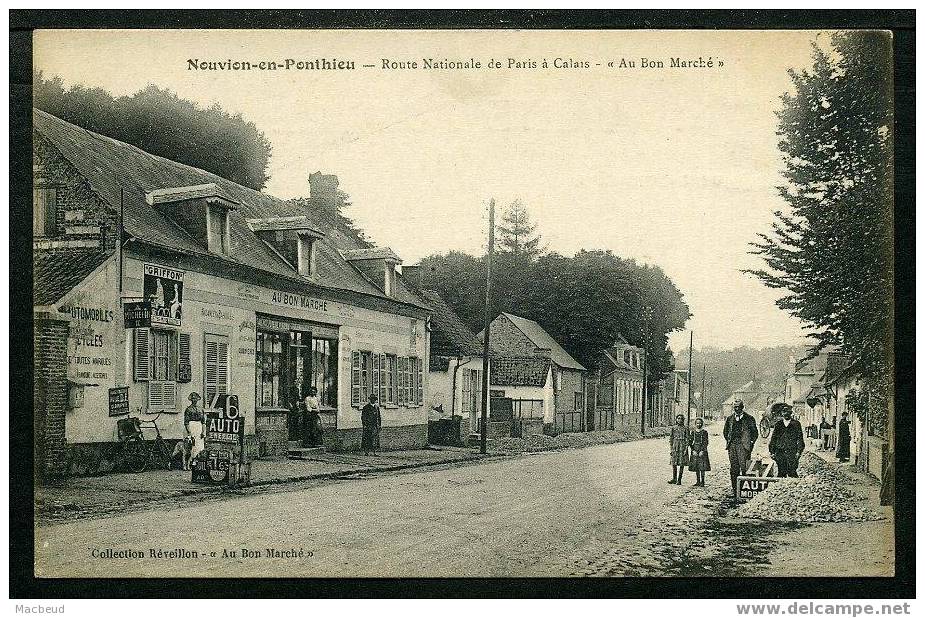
[207,204,230,255]
[203,334,229,408]
[310,337,338,407]
[256,331,287,408]
[513,399,544,419]
[33,186,58,237]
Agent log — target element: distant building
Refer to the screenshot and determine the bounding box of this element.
[402,265,489,443]
[593,335,645,431]
[480,313,587,433]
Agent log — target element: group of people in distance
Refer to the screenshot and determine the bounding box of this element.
[669,398,852,495]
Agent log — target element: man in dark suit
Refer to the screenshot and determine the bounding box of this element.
[769,403,805,477]
[723,399,759,494]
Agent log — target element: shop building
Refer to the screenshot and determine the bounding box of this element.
[32,110,431,478]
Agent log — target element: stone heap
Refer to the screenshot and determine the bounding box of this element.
[737,457,883,523]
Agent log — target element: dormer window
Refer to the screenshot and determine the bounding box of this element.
[207,203,231,255]
[297,235,316,278]
[246,216,325,279]
[146,183,239,256]
[342,247,402,298]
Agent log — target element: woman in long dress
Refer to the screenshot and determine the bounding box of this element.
[303,387,323,447]
[688,417,711,486]
[669,414,690,484]
[183,392,205,460]
[836,411,852,462]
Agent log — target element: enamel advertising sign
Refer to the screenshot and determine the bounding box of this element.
[143,263,184,327]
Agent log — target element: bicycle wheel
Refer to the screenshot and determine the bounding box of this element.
[124,437,148,473]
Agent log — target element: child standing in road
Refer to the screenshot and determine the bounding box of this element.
[669,414,690,484]
[688,417,711,486]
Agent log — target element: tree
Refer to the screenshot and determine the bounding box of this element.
[34,72,273,190]
[748,31,893,388]
[417,248,690,382]
[496,199,543,258]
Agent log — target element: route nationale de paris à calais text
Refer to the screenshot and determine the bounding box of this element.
[186,56,723,72]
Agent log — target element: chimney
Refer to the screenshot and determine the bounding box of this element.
[401,263,438,290]
[308,172,343,211]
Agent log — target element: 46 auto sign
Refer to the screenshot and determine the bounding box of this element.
[206,395,244,446]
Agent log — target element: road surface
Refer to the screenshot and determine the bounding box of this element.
[35,433,707,578]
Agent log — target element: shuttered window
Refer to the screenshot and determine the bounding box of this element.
[134,328,150,381]
[377,353,386,404]
[178,332,191,383]
[148,380,177,410]
[351,350,372,407]
[204,334,229,408]
[416,357,424,406]
[372,352,381,404]
[397,357,407,405]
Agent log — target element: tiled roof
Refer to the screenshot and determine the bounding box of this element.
[34,250,111,306]
[491,357,552,387]
[33,110,425,311]
[414,290,484,359]
[496,313,586,371]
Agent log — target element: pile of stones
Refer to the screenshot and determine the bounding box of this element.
[738,456,882,523]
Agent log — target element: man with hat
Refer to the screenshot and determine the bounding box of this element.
[184,392,205,460]
[768,403,805,477]
[723,398,759,494]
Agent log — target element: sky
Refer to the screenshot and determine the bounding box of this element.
[34,29,826,352]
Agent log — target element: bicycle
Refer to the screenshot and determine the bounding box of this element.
[115,413,173,473]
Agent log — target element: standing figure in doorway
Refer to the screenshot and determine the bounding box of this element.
[303,387,323,447]
[768,403,805,477]
[688,417,711,486]
[723,399,759,495]
[668,414,689,485]
[836,411,851,463]
[361,393,382,456]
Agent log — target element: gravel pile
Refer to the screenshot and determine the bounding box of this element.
[737,467,882,523]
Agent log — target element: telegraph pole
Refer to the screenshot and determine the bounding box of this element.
[701,364,706,420]
[641,348,647,436]
[480,199,495,455]
[686,331,693,425]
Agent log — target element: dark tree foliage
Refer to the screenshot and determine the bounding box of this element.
[418,249,690,383]
[747,32,894,392]
[34,72,273,190]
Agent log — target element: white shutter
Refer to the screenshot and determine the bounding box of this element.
[416,357,424,406]
[378,353,387,404]
[178,332,191,383]
[351,351,361,406]
[148,380,177,410]
[204,335,229,407]
[133,328,150,381]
